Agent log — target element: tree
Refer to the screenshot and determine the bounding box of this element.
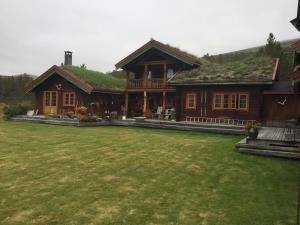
[80,64,87,69]
[265,33,283,58]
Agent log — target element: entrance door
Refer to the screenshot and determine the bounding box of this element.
[44,91,58,114]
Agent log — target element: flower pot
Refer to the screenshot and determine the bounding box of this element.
[248,127,259,139]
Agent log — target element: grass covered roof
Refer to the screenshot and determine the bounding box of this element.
[170,53,278,84]
[62,65,126,92]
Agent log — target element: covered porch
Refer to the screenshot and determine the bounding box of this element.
[124,91,176,118]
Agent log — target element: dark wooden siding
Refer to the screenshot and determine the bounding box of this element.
[34,74,124,116]
[263,94,300,123]
[176,85,266,121]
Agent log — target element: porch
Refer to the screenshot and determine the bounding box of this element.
[124,91,176,118]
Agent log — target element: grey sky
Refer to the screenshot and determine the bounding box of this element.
[0,0,298,75]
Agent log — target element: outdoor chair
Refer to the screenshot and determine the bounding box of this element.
[153,106,163,119]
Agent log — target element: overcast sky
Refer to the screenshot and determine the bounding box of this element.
[0,0,299,75]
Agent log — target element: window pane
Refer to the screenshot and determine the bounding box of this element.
[224,95,229,109]
[239,95,247,109]
[45,92,50,106]
[215,95,222,108]
[231,94,236,109]
[51,92,57,106]
[187,93,196,108]
[70,93,74,105]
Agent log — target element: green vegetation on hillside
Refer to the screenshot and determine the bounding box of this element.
[0,121,298,225]
[62,65,126,91]
[0,74,35,104]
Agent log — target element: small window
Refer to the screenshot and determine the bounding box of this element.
[186,92,197,109]
[214,94,222,109]
[238,94,248,110]
[63,92,75,106]
[223,94,229,109]
[231,94,237,109]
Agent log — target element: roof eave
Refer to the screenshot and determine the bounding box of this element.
[168,80,273,86]
[26,66,93,94]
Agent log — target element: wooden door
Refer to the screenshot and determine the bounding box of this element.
[44,91,58,114]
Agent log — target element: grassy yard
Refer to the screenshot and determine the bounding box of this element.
[0,120,298,225]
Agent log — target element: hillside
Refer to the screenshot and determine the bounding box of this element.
[0,74,35,104]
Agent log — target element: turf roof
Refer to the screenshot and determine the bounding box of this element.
[62,65,126,92]
[170,54,278,84]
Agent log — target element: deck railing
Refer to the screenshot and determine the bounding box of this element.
[127,79,165,89]
[128,79,144,89]
[185,116,256,126]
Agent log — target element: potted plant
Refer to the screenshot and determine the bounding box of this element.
[245,122,261,139]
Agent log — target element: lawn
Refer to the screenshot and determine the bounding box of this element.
[0,120,298,225]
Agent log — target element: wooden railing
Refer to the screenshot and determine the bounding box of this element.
[127,79,165,89]
[185,116,256,126]
[147,79,164,89]
[128,79,144,89]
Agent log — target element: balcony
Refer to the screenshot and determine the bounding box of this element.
[127,79,165,89]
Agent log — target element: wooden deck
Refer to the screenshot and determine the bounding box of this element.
[236,127,300,160]
[10,116,245,135]
[257,127,300,143]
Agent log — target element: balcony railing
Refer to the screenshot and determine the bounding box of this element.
[127,79,165,89]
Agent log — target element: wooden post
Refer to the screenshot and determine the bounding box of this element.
[143,91,147,116]
[163,63,167,88]
[144,64,148,88]
[126,71,129,88]
[125,92,128,116]
[162,91,166,110]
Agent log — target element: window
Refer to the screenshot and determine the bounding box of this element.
[231,94,237,109]
[238,94,248,110]
[44,91,57,106]
[214,94,222,109]
[223,94,229,109]
[186,92,197,109]
[63,92,75,106]
[213,92,248,111]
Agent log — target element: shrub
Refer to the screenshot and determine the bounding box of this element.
[76,106,87,115]
[78,114,98,122]
[3,104,33,119]
[66,111,75,118]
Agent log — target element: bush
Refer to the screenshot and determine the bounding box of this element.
[78,114,98,122]
[76,106,87,115]
[3,104,33,119]
[66,111,75,118]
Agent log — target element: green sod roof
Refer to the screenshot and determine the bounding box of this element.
[62,65,126,92]
[170,54,277,84]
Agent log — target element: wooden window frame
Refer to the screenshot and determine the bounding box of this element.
[63,92,76,107]
[44,91,58,107]
[212,92,249,111]
[237,93,249,111]
[185,92,197,109]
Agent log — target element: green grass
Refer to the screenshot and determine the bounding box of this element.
[62,65,125,91]
[0,120,298,225]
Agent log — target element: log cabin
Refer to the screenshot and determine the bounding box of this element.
[169,55,280,124]
[115,39,200,117]
[27,54,125,117]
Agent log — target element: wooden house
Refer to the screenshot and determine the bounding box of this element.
[115,39,200,117]
[169,56,280,124]
[27,62,125,116]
